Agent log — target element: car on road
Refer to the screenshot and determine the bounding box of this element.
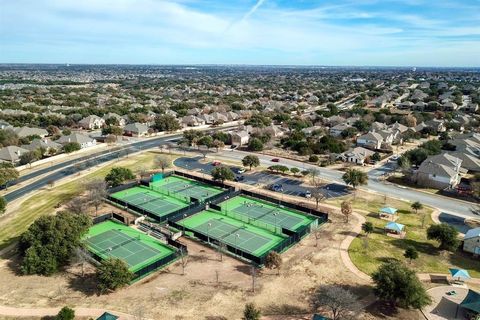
[212,161,221,166]
[271,158,280,162]
[270,183,283,192]
[390,155,400,161]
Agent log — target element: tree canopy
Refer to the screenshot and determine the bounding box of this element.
[154,114,181,132]
[97,257,133,293]
[105,167,135,187]
[372,260,431,309]
[242,155,260,170]
[55,306,75,320]
[0,162,19,186]
[211,166,235,182]
[342,168,368,189]
[427,224,460,251]
[19,211,91,275]
[242,303,261,320]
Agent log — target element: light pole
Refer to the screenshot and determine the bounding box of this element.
[207,222,212,243]
[273,212,278,233]
[182,214,187,234]
[235,233,240,255]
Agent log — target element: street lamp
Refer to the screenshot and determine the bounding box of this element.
[182,213,187,234]
[207,222,212,243]
[273,212,278,233]
[234,233,240,255]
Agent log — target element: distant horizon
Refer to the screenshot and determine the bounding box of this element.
[1,1,479,67]
[0,63,479,70]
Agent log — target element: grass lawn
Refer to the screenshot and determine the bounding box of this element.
[0,151,176,250]
[327,191,480,278]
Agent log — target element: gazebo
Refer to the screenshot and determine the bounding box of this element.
[385,221,405,237]
[96,312,119,320]
[449,268,471,284]
[456,289,480,319]
[379,207,398,221]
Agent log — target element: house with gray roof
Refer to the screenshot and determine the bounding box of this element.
[356,131,384,149]
[57,133,97,149]
[415,154,462,189]
[123,122,150,137]
[22,138,62,155]
[463,228,480,256]
[79,115,105,130]
[13,126,49,138]
[338,147,375,165]
[0,146,29,163]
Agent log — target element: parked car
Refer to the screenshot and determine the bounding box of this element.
[237,168,246,174]
[303,190,312,198]
[390,155,399,161]
[234,175,245,182]
[270,184,283,192]
[212,161,221,166]
[271,158,280,162]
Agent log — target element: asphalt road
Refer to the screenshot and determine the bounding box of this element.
[4,125,239,202]
[213,149,479,220]
[173,156,350,199]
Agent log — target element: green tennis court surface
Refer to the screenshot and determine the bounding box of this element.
[219,195,315,232]
[150,175,224,202]
[85,220,175,273]
[111,186,188,218]
[180,210,286,256]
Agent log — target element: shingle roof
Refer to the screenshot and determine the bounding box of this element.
[465,228,480,240]
[0,146,29,162]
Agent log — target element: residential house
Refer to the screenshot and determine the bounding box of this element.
[338,147,375,165]
[230,130,250,146]
[446,152,480,172]
[13,126,49,138]
[79,115,105,130]
[371,122,387,131]
[57,133,97,149]
[197,114,214,124]
[210,112,229,124]
[103,113,126,127]
[0,146,29,163]
[415,154,462,189]
[22,138,62,155]
[356,131,384,149]
[425,119,446,132]
[443,101,459,111]
[377,129,396,145]
[186,108,202,116]
[123,123,150,137]
[329,123,351,137]
[181,115,205,127]
[463,228,480,256]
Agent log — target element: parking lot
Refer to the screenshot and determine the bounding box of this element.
[173,157,350,199]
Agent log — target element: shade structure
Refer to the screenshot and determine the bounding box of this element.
[460,289,480,314]
[449,268,471,279]
[97,312,119,320]
[380,207,398,215]
[385,221,404,232]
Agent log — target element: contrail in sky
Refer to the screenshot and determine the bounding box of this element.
[240,0,266,22]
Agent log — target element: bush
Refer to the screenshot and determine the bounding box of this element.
[55,306,75,320]
[63,142,81,153]
[97,258,133,293]
[427,224,460,251]
[308,155,319,163]
[248,138,264,151]
[105,167,135,187]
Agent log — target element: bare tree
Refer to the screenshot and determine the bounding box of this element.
[311,189,326,209]
[179,248,188,275]
[312,225,323,247]
[47,179,55,189]
[251,265,257,293]
[308,168,320,185]
[341,201,352,223]
[154,155,171,174]
[86,180,108,215]
[218,241,227,261]
[310,285,362,320]
[66,197,88,215]
[71,247,88,277]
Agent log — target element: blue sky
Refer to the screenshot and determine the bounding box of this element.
[0,0,479,66]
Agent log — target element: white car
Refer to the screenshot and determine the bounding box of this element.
[237,168,246,174]
[390,155,400,161]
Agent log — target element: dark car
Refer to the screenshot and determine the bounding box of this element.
[271,158,280,162]
[270,184,283,192]
[234,175,245,182]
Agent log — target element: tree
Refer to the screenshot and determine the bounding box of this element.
[65,197,88,215]
[404,246,419,263]
[0,163,19,188]
[153,114,181,132]
[427,224,460,251]
[211,166,234,183]
[411,201,423,214]
[154,155,171,173]
[371,152,381,162]
[372,261,431,309]
[243,303,261,320]
[290,167,300,176]
[63,142,81,153]
[102,125,123,137]
[97,257,133,293]
[0,196,6,215]
[105,167,135,187]
[248,138,264,151]
[311,189,326,209]
[341,201,352,223]
[265,251,282,275]
[307,168,320,185]
[310,285,362,320]
[55,306,75,320]
[242,155,260,171]
[86,180,108,215]
[342,168,368,189]
[19,212,91,275]
[211,139,225,152]
[20,150,41,166]
[361,221,374,248]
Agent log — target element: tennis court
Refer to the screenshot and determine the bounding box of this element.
[219,195,315,232]
[110,186,188,218]
[150,175,224,202]
[180,210,286,257]
[85,220,176,273]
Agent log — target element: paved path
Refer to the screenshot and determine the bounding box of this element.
[339,211,372,282]
[0,305,135,319]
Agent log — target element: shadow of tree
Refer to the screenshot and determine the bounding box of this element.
[67,273,100,296]
[234,264,253,276]
[389,238,439,256]
[262,303,309,316]
[205,316,227,320]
